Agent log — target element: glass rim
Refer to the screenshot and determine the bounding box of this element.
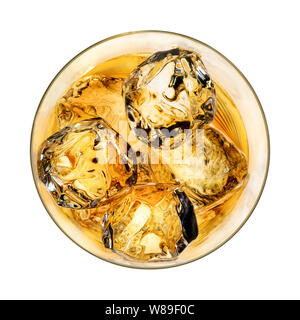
[30,30,270,269]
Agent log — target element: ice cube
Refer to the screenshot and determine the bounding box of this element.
[102,185,198,260]
[161,126,248,203]
[56,76,126,130]
[124,48,216,147]
[38,118,137,209]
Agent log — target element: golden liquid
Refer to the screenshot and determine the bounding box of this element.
[45,53,249,258]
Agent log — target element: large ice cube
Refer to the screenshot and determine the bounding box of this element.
[56,75,125,130]
[124,48,216,147]
[38,118,137,209]
[161,126,248,203]
[102,185,198,260]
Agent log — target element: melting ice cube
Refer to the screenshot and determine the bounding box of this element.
[102,185,198,260]
[161,126,248,203]
[124,48,216,148]
[56,75,125,130]
[38,118,137,209]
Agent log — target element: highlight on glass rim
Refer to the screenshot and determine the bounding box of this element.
[31,31,269,268]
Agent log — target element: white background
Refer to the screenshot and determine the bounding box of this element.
[0,0,299,300]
